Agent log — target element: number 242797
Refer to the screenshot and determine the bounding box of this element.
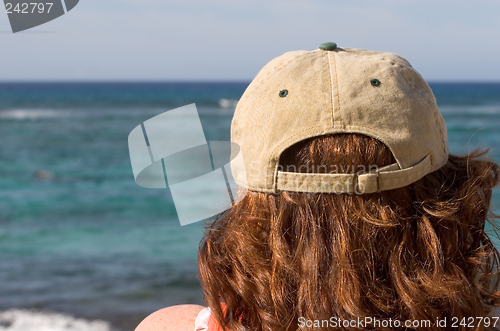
[5,3,54,14]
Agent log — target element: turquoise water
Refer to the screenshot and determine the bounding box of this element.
[0,82,499,329]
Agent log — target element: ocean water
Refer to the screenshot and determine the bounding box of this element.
[0,82,499,330]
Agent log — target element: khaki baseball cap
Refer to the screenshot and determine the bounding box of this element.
[230,42,449,194]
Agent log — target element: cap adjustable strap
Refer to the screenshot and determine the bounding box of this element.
[276,154,432,194]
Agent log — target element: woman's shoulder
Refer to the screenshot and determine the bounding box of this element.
[135,304,205,331]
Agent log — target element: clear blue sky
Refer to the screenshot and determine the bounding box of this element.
[1,0,499,81]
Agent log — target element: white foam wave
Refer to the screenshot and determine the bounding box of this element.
[439,104,500,115]
[0,105,236,120]
[0,109,72,120]
[218,99,238,108]
[0,309,111,331]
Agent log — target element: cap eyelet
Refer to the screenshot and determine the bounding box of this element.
[279,89,288,98]
[370,79,381,87]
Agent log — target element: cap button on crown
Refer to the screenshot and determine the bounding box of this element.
[319,42,337,51]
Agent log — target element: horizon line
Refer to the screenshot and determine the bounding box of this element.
[0,80,500,84]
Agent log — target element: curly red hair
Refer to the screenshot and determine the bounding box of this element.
[198,133,500,331]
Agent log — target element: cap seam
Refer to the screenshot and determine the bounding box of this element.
[435,109,447,165]
[326,52,335,128]
[332,51,342,129]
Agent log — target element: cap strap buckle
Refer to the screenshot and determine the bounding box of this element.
[275,154,432,194]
